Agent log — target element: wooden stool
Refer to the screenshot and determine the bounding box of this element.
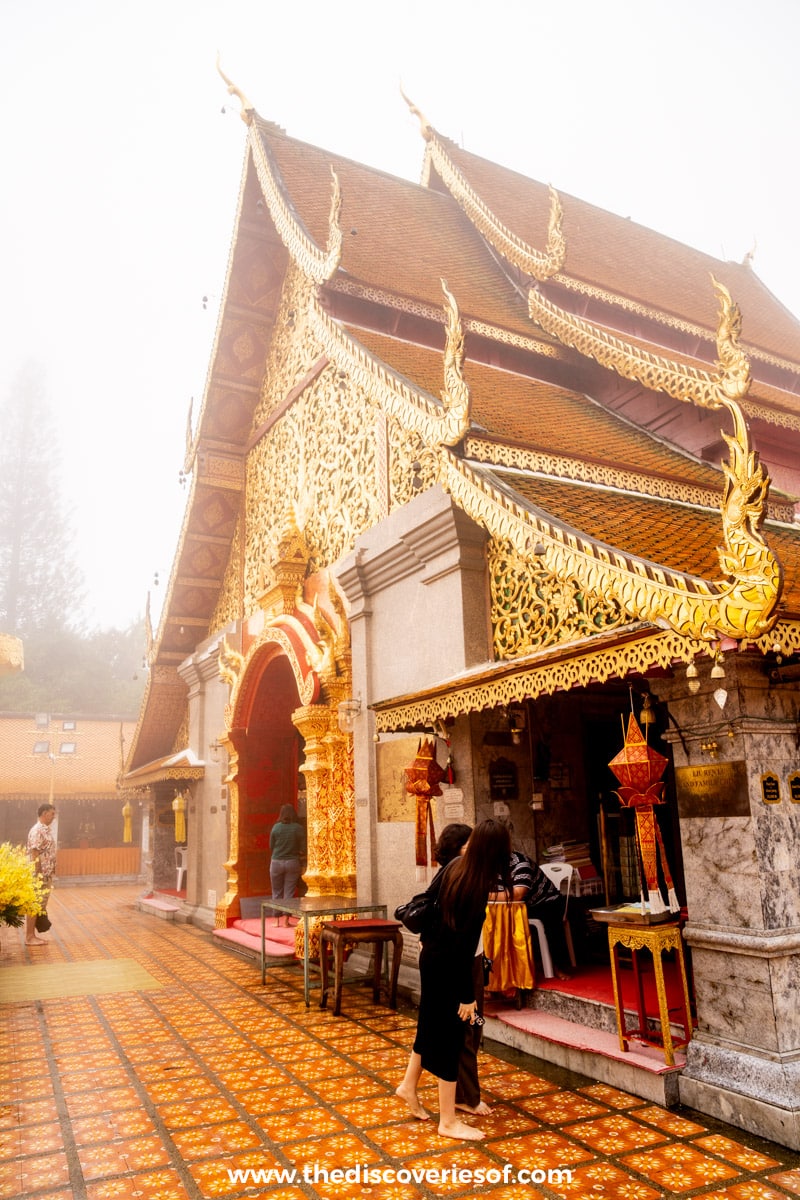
[320,919,403,1016]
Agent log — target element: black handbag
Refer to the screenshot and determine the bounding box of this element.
[394,891,436,935]
[35,913,52,933]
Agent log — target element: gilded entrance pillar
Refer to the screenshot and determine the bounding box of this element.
[214,727,244,927]
[293,690,356,896]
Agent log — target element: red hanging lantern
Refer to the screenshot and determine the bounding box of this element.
[404,738,445,869]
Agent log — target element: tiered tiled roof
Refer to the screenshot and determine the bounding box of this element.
[127,99,800,774]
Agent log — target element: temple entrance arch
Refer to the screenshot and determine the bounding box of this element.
[233,651,306,907]
[215,578,357,927]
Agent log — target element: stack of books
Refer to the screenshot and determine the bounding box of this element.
[543,841,603,895]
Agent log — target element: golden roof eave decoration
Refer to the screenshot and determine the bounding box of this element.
[309,281,471,446]
[249,123,342,284]
[309,270,781,643]
[403,92,566,281]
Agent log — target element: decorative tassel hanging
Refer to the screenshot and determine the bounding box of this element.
[172,790,187,843]
[122,800,132,845]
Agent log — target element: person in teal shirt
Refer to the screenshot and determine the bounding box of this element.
[269,805,306,925]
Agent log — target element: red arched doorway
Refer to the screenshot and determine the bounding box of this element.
[236,653,306,903]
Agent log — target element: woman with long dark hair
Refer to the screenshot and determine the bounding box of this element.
[396,818,512,1140]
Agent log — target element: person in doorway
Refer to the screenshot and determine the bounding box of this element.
[26,803,57,946]
[492,849,573,981]
[269,804,306,926]
[396,818,512,1141]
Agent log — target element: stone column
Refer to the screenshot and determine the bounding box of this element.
[656,652,800,1149]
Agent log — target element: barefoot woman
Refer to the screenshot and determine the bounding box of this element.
[396,818,511,1140]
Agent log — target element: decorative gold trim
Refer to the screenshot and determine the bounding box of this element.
[309,285,470,446]
[403,94,566,282]
[314,279,782,642]
[466,438,796,524]
[249,123,342,284]
[406,105,800,385]
[555,275,800,382]
[372,626,705,732]
[328,276,565,358]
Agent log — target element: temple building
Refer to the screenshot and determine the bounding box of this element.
[124,82,800,1148]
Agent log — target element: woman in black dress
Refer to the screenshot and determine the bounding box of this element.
[396,818,512,1140]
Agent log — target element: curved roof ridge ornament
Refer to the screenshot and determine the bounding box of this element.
[401,92,565,281]
[439,445,780,643]
[216,54,255,125]
[308,285,470,446]
[248,130,342,284]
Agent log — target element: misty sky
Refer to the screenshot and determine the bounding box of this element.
[1,0,797,629]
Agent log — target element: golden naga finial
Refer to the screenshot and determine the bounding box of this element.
[216,54,254,125]
[440,279,471,440]
[711,275,751,402]
[400,84,433,140]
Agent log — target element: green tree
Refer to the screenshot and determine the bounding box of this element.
[0,362,85,635]
[0,618,147,716]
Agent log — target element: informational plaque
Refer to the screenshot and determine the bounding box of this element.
[675,760,749,818]
[489,756,518,801]
[376,735,423,822]
[789,771,800,805]
[761,773,781,805]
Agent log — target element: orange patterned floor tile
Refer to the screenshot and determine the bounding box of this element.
[66,1087,141,1117]
[365,1119,450,1157]
[620,1142,740,1191]
[693,1134,782,1170]
[310,1074,392,1102]
[577,1083,641,1108]
[16,1152,71,1193]
[154,1098,242,1129]
[519,1090,609,1124]
[333,1094,412,1127]
[239,1083,315,1116]
[491,1130,595,1169]
[399,1146,513,1196]
[701,1185,797,1199]
[767,1169,800,1194]
[476,1101,541,1137]
[187,1149,283,1197]
[85,1167,188,1200]
[260,1108,347,1143]
[547,1159,663,1198]
[484,1072,560,1100]
[565,1113,667,1154]
[283,1132,383,1170]
[633,1105,708,1136]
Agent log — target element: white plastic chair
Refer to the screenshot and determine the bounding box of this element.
[175,846,188,891]
[532,862,577,970]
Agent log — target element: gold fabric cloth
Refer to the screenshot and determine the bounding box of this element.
[483,900,534,991]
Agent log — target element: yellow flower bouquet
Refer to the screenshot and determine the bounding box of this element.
[0,843,45,927]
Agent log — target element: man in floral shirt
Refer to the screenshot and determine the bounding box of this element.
[26,803,57,945]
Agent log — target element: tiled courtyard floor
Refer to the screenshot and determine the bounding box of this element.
[2,884,800,1200]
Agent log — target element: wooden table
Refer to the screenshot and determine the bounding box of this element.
[260,896,387,1004]
[606,919,693,1066]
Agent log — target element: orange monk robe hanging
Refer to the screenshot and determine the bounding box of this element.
[608,714,679,914]
[404,738,445,869]
[172,790,187,844]
[122,800,132,845]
